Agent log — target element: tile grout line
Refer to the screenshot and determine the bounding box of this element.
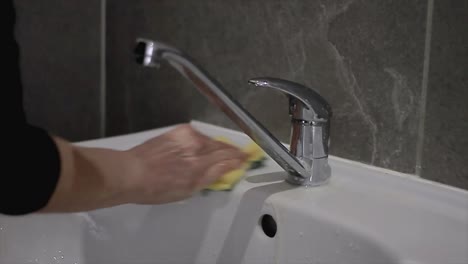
[99,0,107,137]
[415,0,434,176]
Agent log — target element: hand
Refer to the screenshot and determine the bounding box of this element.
[39,124,246,213]
[124,124,247,204]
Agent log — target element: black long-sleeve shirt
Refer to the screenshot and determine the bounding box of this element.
[1,1,61,215]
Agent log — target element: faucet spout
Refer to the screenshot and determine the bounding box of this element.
[134,38,331,186]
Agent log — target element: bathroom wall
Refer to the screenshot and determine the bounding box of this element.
[106,0,467,190]
[107,0,427,174]
[15,1,467,190]
[420,0,468,189]
[14,0,103,141]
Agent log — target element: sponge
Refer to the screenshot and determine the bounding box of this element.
[205,136,266,191]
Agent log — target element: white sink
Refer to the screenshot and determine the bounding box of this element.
[1,121,467,264]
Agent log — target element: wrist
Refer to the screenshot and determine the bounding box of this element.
[110,149,144,204]
[76,146,140,207]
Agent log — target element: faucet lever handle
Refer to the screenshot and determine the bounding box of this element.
[249,77,332,186]
[248,77,332,123]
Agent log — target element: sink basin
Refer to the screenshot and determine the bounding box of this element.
[1,121,467,264]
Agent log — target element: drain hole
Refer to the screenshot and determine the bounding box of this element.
[260,214,277,238]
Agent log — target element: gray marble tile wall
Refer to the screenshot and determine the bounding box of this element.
[18,1,467,190]
[421,1,468,189]
[14,0,102,141]
[106,1,430,174]
[107,0,428,175]
[106,0,468,190]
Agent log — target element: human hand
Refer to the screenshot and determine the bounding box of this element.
[124,124,247,204]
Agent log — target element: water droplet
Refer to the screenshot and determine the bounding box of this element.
[53,256,57,260]
[61,255,64,259]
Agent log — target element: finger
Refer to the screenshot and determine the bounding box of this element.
[197,138,248,158]
[197,159,245,188]
[201,147,247,164]
[192,148,246,184]
[166,125,216,154]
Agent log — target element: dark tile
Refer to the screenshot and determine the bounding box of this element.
[421,1,468,190]
[328,0,427,172]
[107,0,427,173]
[106,0,139,136]
[14,0,102,141]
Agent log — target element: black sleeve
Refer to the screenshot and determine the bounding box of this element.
[1,126,61,215]
[0,0,62,215]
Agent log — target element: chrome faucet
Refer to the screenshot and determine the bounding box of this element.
[133,38,332,186]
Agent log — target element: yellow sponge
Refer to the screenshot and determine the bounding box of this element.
[205,136,265,191]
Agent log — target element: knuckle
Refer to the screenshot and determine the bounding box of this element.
[179,124,196,134]
[215,141,237,151]
[169,124,193,137]
[214,149,239,160]
[191,138,205,150]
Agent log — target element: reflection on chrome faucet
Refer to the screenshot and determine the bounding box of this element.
[133,38,332,186]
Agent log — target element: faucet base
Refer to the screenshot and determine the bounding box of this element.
[286,158,331,186]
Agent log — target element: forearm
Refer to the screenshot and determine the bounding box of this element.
[40,137,137,213]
